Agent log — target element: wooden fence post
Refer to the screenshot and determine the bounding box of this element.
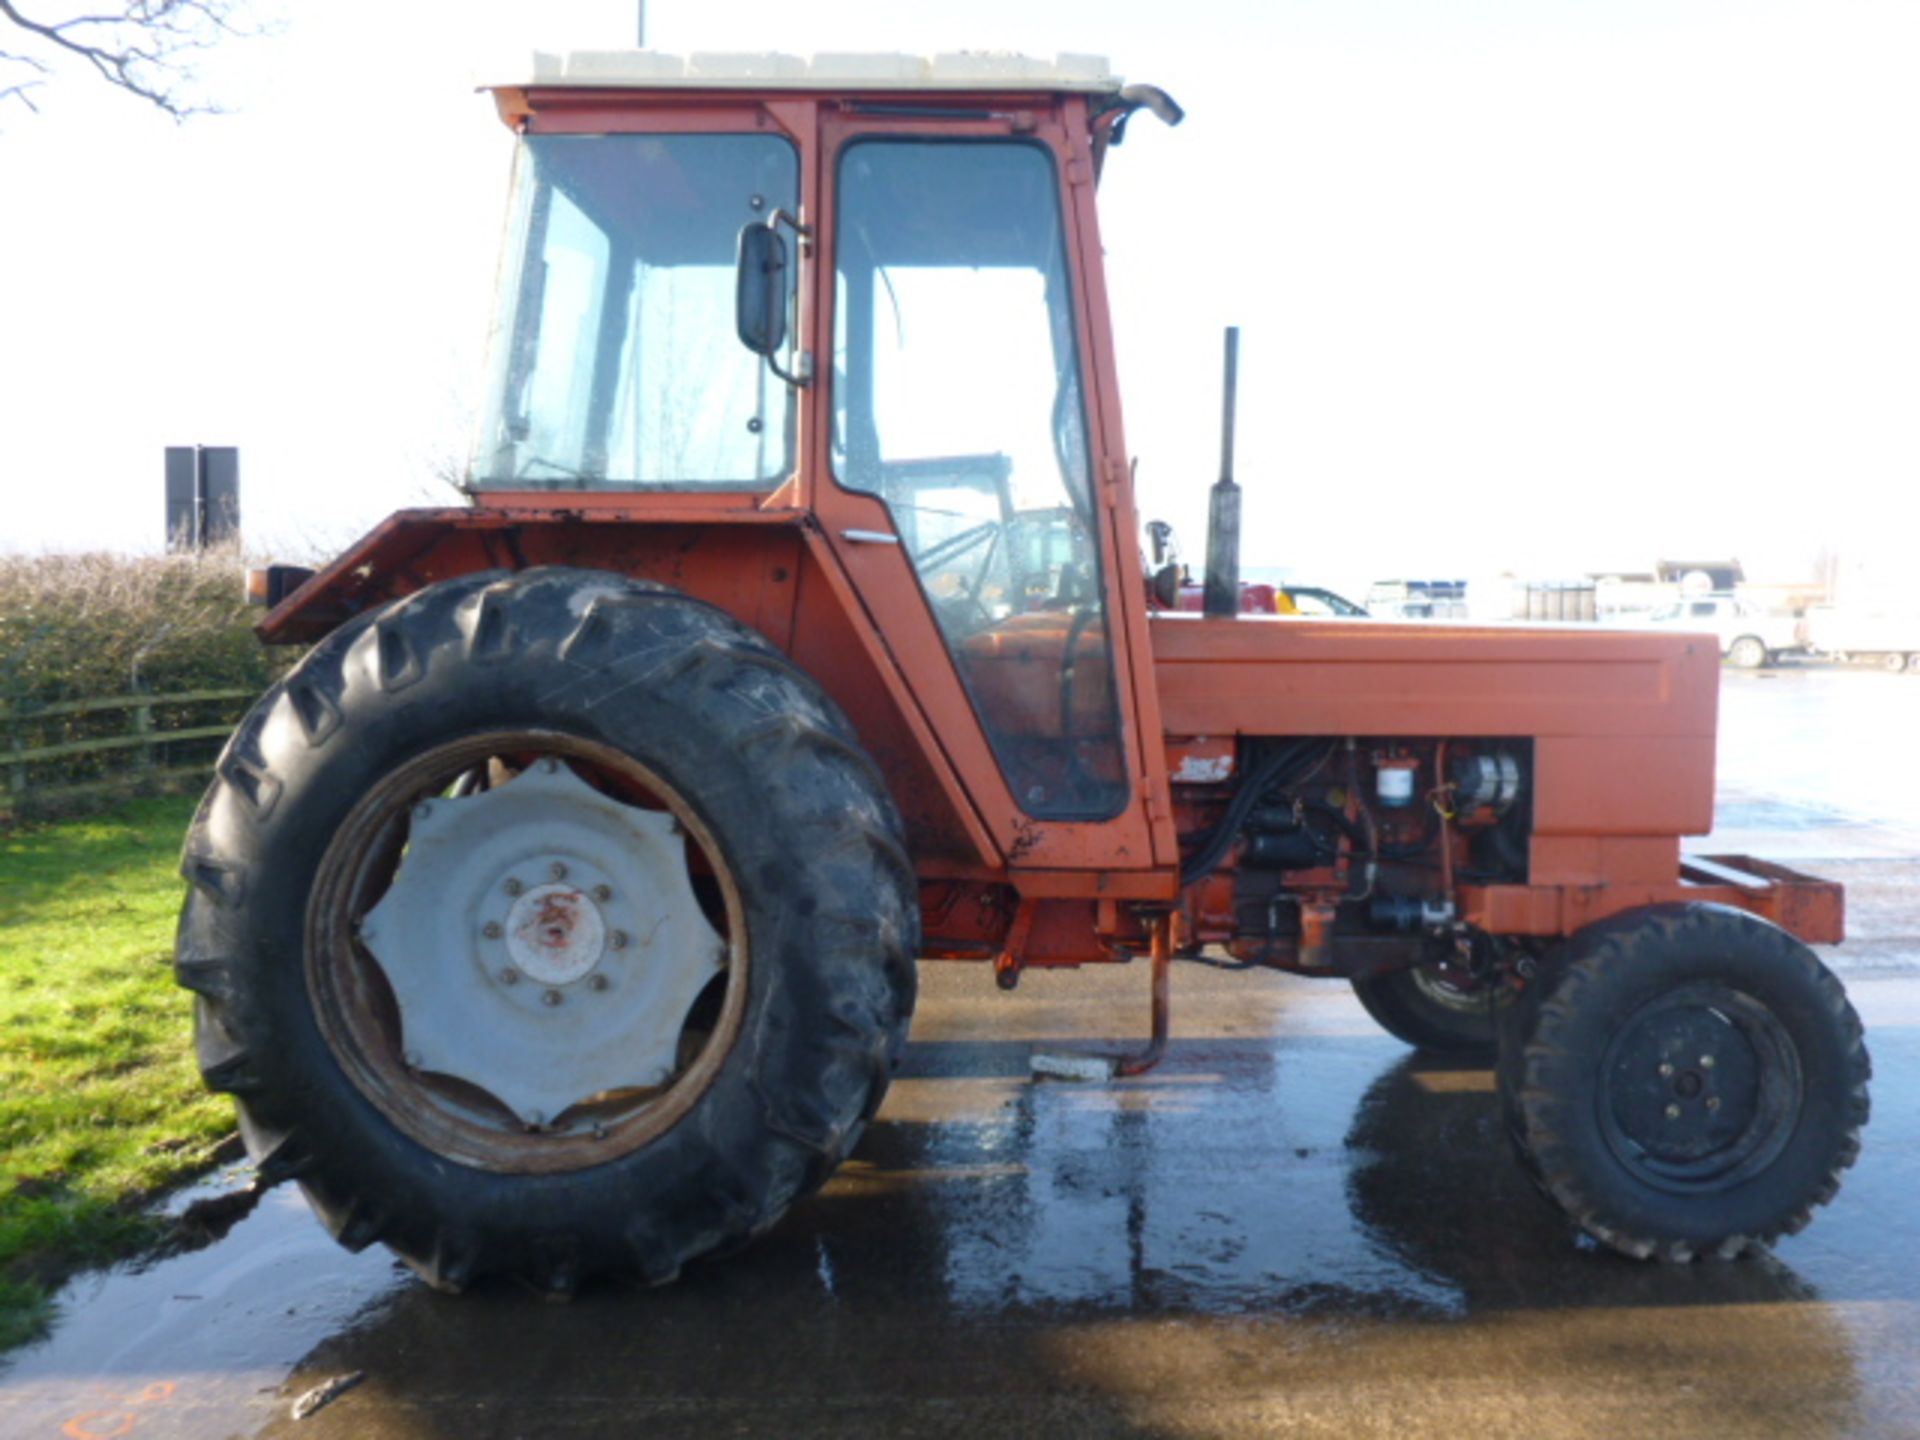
[5,707,22,806]
[134,688,155,778]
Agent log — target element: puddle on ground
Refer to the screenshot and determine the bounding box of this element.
[0,1177,404,1437]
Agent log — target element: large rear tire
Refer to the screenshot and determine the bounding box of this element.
[174,568,918,1294]
[1501,904,1868,1261]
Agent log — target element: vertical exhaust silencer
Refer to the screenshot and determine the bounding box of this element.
[1202,326,1242,618]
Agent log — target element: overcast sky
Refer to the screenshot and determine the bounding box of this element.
[2,0,1915,598]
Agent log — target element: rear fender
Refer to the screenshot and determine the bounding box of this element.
[259,507,1001,873]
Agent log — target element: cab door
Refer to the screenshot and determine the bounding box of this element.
[807,103,1173,886]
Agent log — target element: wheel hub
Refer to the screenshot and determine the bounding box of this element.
[357,760,726,1127]
[501,878,611,986]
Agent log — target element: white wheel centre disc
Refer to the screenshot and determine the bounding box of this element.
[357,760,727,1125]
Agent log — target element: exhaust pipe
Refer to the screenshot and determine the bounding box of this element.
[1202,326,1242,619]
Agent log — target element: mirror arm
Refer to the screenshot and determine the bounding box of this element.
[766,348,813,389]
[766,208,812,243]
[764,208,813,388]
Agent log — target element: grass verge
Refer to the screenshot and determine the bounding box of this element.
[0,793,232,1353]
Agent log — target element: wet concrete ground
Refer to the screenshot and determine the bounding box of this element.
[4,667,1918,1438]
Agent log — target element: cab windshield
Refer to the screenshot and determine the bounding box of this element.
[471,133,799,489]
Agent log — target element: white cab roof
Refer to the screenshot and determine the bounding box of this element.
[507,51,1121,95]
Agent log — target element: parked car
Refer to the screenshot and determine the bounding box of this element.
[1639,595,1803,669]
[1280,585,1369,617]
[1167,579,1370,617]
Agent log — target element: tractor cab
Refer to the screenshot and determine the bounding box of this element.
[458,53,1184,859]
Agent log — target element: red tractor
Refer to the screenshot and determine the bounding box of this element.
[181,53,1867,1294]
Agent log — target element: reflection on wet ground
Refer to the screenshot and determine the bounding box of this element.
[1709,670,1920,861]
[4,965,1918,1439]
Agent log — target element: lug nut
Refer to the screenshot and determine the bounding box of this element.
[1699,1055,1716,1069]
[498,967,520,985]
[1665,1104,1682,1120]
[609,930,629,951]
[592,884,612,902]
[550,861,569,881]
[503,877,524,897]
[588,974,610,992]
[482,921,503,940]
[542,989,563,1007]
[1658,1063,1675,1078]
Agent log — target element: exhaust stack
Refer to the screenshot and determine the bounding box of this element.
[1202,326,1242,619]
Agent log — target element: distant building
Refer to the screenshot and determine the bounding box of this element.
[1655,559,1745,593]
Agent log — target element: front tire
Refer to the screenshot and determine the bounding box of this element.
[175,568,918,1294]
[1727,635,1768,670]
[1502,905,1868,1261]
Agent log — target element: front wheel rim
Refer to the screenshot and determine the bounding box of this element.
[1408,964,1501,1019]
[1597,982,1802,1195]
[306,731,750,1175]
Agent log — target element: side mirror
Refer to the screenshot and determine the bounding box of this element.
[1146,519,1175,567]
[735,222,789,356]
[1144,519,1182,609]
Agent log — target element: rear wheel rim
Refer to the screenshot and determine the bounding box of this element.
[1596,981,1802,1195]
[306,730,749,1175]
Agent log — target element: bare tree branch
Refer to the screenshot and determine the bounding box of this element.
[0,0,257,120]
[0,44,45,108]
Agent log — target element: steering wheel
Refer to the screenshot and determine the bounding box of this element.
[910,520,1001,630]
[916,518,1000,572]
